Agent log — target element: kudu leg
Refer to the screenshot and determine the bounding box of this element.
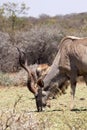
[69,57,77,110]
[70,68,77,110]
[70,78,77,110]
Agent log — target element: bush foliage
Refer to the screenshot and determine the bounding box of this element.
[0,12,87,72]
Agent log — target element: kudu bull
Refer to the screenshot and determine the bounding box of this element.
[17,36,87,111]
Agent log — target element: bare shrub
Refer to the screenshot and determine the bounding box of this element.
[25,26,63,65]
[0,95,40,130]
[0,31,20,72]
[0,25,63,72]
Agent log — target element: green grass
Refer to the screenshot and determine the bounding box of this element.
[0,82,87,130]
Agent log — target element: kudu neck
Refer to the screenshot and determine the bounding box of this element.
[43,51,60,90]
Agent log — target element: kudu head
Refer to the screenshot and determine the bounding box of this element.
[17,48,50,111]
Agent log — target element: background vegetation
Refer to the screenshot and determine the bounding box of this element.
[0,2,87,72]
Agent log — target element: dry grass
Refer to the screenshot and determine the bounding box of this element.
[0,82,87,130]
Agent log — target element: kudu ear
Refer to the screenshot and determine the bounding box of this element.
[37,79,44,88]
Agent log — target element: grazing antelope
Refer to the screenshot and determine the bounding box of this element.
[17,36,87,111]
[35,36,87,111]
